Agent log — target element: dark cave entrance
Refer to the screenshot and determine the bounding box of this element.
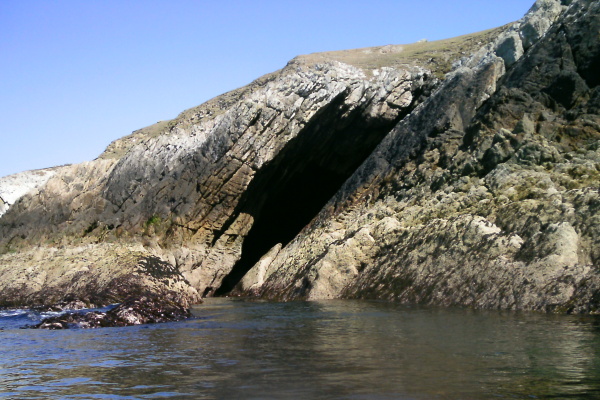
[213,91,415,296]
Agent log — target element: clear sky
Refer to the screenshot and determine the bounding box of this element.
[1,0,536,178]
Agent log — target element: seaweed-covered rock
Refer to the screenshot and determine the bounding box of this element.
[29,291,193,329]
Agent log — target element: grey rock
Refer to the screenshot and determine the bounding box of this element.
[1,0,598,315]
[0,58,435,303]
[0,167,59,217]
[495,32,524,67]
[243,0,600,313]
[28,291,193,329]
[519,0,567,50]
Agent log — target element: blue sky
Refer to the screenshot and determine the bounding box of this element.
[1,0,535,178]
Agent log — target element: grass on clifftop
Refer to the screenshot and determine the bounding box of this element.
[99,25,508,161]
[295,25,508,79]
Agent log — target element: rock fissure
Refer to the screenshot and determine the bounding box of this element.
[213,84,420,296]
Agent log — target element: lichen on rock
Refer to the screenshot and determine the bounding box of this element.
[1,0,599,316]
[238,0,600,314]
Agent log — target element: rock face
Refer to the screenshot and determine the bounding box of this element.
[239,0,600,313]
[0,43,438,305]
[1,0,599,314]
[0,168,59,217]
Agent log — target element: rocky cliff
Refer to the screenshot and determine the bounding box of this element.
[0,168,59,218]
[1,0,598,314]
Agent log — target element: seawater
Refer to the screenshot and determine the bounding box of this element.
[1,298,599,399]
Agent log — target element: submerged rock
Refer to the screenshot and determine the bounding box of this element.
[29,292,193,329]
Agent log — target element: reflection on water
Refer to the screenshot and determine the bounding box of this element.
[1,298,600,399]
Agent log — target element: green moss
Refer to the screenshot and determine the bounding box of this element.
[0,246,16,255]
[144,215,161,227]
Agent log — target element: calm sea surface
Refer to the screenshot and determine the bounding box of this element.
[1,298,599,399]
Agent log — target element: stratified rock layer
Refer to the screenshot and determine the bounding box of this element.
[239,0,600,313]
[0,48,436,305]
[1,0,598,314]
[0,168,59,217]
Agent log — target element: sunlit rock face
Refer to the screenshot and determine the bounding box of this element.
[1,0,598,314]
[237,0,600,313]
[0,168,58,217]
[0,51,434,307]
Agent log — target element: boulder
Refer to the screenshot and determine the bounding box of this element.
[29,291,193,329]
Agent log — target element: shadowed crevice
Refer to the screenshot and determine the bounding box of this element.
[213,90,419,296]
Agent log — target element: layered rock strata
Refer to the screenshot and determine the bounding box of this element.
[1,0,598,314]
[0,46,438,305]
[237,0,600,313]
[0,168,59,217]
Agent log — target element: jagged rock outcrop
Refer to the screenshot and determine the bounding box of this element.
[28,291,193,329]
[0,245,199,308]
[237,0,600,313]
[0,41,442,304]
[0,168,60,217]
[1,0,598,314]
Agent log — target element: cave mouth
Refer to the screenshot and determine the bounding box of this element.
[213,92,414,296]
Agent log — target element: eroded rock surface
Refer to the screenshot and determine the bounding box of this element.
[0,44,439,305]
[0,244,199,309]
[0,168,60,217]
[29,291,193,329]
[1,0,598,314]
[237,0,600,313]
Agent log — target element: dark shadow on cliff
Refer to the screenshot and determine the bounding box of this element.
[213,88,423,296]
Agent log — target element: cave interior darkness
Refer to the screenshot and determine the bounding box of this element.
[213,94,412,296]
